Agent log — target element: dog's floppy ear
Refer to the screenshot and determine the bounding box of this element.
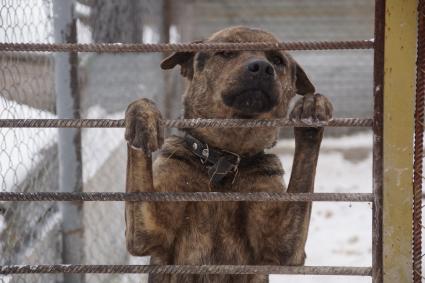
[161,52,195,78]
[160,40,203,79]
[294,62,315,95]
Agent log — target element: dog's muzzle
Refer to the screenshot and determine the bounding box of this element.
[222,59,279,114]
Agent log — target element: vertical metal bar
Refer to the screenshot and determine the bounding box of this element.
[53,2,84,283]
[129,0,143,43]
[161,0,172,45]
[372,0,385,282]
[161,0,173,136]
[413,1,425,282]
[382,0,417,282]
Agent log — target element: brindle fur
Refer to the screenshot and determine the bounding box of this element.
[125,26,333,283]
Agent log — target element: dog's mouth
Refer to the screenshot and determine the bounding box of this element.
[222,88,278,115]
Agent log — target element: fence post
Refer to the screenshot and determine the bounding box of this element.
[372,0,385,282]
[382,0,417,282]
[53,1,84,283]
[161,0,173,137]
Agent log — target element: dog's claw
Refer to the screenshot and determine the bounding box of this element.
[125,98,164,155]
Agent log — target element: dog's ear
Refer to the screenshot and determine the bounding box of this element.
[294,62,315,95]
[160,40,203,79]
[161,52,195,79]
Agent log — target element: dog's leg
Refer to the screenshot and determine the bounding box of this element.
[288,93,333,193]
[124,98,171,260]
[284,93,333,263]
[125,145,157,256]
[246,94,332,268]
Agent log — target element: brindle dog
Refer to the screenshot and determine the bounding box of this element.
[125,26,333,283]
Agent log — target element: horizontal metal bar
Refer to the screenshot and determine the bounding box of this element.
[0,40,374,53]
[0,192,374,202]
[0,118,373,128]
[0,264,372,276]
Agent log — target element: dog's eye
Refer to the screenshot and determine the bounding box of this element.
[216,51,238,59]
[270,55,284,66]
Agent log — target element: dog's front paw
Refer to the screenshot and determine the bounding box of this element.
[289,93,333,122]
[289,94,333,141]
[125,98,164,155]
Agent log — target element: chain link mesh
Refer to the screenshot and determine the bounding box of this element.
[0,1,61,283]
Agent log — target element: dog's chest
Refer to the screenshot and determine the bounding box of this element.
[164,148,284,264]
[174,199,250,264]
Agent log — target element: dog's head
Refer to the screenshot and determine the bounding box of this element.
[161,26,315,153]
[161,26,314,119]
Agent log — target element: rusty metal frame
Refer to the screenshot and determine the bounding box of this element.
[413,1,425,283]
[372,0,385,282]
[0,40,374,52]
[0,0,424,282]
[0,117,372,128]
[0,192,374,202]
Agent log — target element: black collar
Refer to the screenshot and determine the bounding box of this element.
[184,134,242,186]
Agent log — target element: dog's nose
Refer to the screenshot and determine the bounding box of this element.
[247,60,275,77]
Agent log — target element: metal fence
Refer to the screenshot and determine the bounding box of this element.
[0,1,162,283]
[0,1,423,283]
[0,1,61,283]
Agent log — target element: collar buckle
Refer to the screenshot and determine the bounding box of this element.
[185,134,242,186]
[200,144,209,164]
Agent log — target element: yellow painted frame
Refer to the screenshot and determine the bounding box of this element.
[383,0,417,282]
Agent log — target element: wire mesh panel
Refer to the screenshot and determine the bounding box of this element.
[78,1,166,282]
[0,1,61,283]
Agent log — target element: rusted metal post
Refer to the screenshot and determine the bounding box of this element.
[161,0,174,137]
[161,0,172,45]
[53,1,84,283]
[413,1,425,282]
[382,0,417,282]
[372,0,385,282]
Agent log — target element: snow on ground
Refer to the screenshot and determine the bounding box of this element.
[270,131,373,283]
[276,131,373,150]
